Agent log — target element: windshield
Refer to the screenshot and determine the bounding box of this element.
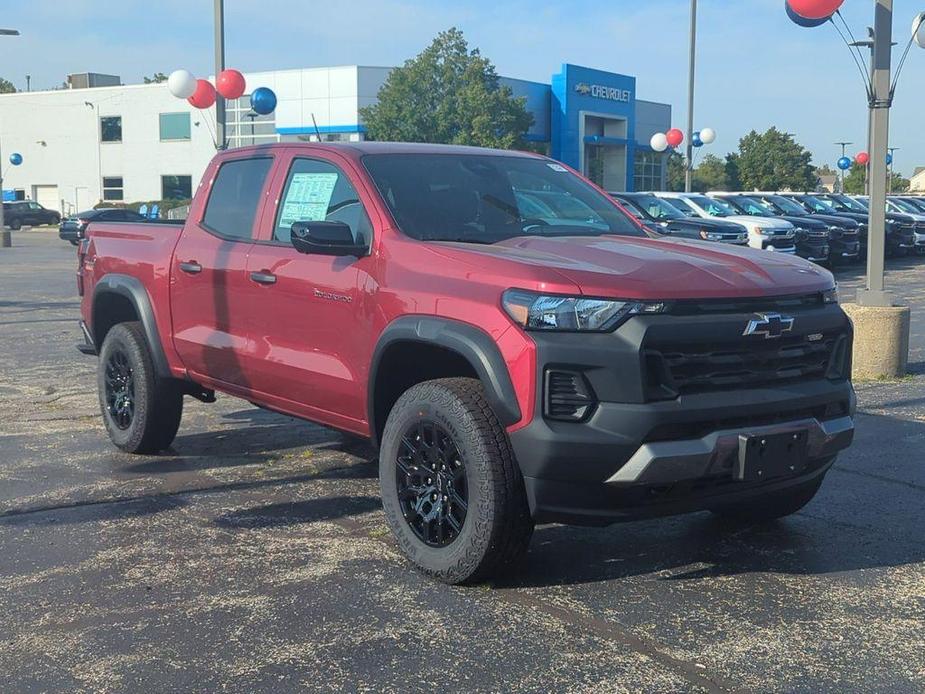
[721,196,774,217]
[829,194,867,213]
[900,198,925,213]
[688,194,737,217]
[660,197,698,217]
[766,195,807,216]
[631,195,685,220]
[889,199,918,214]
[799,195,836,213]
[362,154,643,243]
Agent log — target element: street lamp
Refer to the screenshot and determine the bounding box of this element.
[684,0,698,192]
[0,27,20,246]
[835,141,853,192]
[888,146,899,193]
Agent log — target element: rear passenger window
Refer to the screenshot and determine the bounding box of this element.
[203,157,273,240]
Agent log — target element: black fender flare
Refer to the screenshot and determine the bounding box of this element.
[368,316,522,446]
[92,273,171,378]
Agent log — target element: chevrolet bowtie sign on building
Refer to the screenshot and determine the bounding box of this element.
[574,82,632,103]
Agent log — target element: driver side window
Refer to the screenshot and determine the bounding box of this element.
[274,158,372,247]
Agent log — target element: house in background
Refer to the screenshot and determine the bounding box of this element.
[910,167,925,192]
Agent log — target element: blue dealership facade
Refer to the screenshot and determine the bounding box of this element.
[501,64,672,192]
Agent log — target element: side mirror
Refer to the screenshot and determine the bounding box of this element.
[290,221,366,257]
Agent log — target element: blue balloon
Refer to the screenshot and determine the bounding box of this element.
[9,152,22,166]
[692,132,704,148]
[886,153,893,165]
[250,87,277,115]
[785,2,831,27]
[837,156,852,171]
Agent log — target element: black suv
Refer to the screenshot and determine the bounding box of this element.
[3,201,61,230]
[610,192,748,245]
[58,208,147,245]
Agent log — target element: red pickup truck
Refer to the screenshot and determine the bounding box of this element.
[77,142,855,584]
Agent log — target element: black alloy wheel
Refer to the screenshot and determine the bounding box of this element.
[104,349,135,430]
[395,420,468,547]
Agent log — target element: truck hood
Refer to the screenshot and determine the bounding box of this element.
[723,215,794,229]
[437,235,832,300]
[661,217,747,232]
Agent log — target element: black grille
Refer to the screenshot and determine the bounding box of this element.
[544,369,596,421]
[668,292,826,316]
[647,332,849,395]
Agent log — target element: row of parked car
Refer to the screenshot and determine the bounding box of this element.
[610,191,925,266]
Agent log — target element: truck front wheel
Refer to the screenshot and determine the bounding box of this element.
[97,322,183,454]
[379,378,534,584]
[709,475,825,522]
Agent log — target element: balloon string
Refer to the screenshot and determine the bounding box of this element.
[830,11,873,101]
[200,109,219,150]
[891,14,924,100]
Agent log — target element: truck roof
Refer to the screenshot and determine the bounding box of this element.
[218,141,544,161]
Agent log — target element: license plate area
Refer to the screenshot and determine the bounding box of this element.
[736,430,809,482]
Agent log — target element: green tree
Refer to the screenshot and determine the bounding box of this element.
[0,77,16,94]
[732,127,816,191]
[843,163,866,194]
[890,173,910,194]
[360,28,533,148]
[143,72,168,84]
[691,154,729,192]
[666,151,686,191]
[725,152,742,190]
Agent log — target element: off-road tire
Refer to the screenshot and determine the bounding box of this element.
[9,219,21,231]
[97,321,183,454]
[709,475,825,522]
[379,378,534,584]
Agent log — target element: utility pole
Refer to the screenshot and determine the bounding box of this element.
[214,0,227,150]
[684,0,697,192]
[857,0,893,307]
[888,146,899,193]
[835,141,852,192]
[25,75,30,92]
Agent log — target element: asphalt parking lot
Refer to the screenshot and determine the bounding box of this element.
[1,229,923,693]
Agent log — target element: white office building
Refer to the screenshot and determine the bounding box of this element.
[0,64,670,215]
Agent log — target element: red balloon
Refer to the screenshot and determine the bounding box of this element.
[187,79,216,109]
[855,151,870,166]
[666,128,684,148]
[216,69,246,100]
[787,0,844,20]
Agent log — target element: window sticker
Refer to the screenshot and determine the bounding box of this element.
[546,163,568,173]
[278,172,339,229]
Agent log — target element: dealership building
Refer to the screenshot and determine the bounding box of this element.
[0,63,670,214]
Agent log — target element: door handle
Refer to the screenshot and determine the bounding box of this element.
[250,270,277,285]
[179,261,202,274]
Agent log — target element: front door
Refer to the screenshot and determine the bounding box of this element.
[170,155,275,390]
[242,152,377,432]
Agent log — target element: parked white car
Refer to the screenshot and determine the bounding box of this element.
[654,192,797,253]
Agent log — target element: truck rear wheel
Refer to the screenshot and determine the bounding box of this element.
[379,378,534,584]
[97,322,183,454]
[709,475,825,522]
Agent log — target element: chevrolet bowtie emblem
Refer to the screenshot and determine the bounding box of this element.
[743,313,794,339]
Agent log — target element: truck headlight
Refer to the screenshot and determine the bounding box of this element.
[755,226,772,236]
[822,287,839,305]
[699,230,723,241]
[502,289,667,332]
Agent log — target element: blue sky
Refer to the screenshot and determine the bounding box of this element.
[3,0,925,175]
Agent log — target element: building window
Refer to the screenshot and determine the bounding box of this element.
[100,116,122,143]
[102,177,124,201]
[161,175,192,200]
[159,112,191,141]
[633,150,664,192]
[225,94,279,149]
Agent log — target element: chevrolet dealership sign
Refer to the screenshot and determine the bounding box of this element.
[574,82,632,103]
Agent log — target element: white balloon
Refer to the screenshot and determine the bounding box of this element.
[913,12,925,49]
[699,127,716,145]
[167,69,197,99]
[650,132,669,152]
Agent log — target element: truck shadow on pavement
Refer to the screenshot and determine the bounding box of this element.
[213,496,381,528]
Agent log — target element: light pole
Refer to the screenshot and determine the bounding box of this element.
[835,141,853,192]
[0,28,21,246]
[84,102,102,204]
[214,0,227,150]
[684,0,698,192]
[887,146,899,193]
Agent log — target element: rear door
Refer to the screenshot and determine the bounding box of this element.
[170,155,275,389]
[241,150,378,431]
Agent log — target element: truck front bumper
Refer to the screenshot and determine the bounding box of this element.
[508,303,855,525]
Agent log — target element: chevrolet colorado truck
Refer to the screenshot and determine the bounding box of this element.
[77,142,856,584]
